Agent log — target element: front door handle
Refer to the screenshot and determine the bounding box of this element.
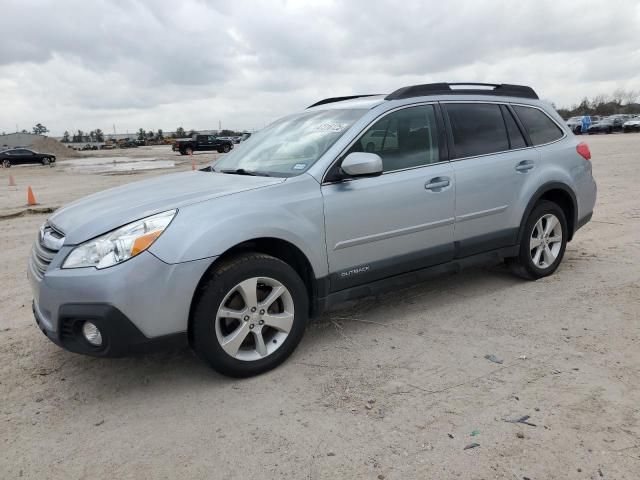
[515,160,535,172]
[425,177,450,191]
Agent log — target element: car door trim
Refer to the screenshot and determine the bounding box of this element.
[456,204,508,223]
[333,217,455,251]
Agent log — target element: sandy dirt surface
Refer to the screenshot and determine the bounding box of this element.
[1,137,639,479]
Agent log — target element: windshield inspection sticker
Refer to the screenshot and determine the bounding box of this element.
[312,122,347,133]
[293,163,307,170]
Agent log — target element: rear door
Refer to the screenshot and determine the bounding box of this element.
[321,104,455,292]
[444,102,538,257]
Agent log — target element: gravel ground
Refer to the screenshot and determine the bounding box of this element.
[1,136,639,479]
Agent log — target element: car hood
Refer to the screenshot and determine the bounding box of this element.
[49,171,284,245]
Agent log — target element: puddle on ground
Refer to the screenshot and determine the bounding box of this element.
[58,157,175,173]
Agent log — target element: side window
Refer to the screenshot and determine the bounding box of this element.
[446,103,509,158]
[501,106,527,149]
[346,105,439,172]
[513,106,563,145]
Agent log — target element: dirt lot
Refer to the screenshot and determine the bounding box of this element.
[1,137,639,479]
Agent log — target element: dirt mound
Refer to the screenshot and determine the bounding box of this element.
[31,137,81,159]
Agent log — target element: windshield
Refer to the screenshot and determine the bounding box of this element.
[213,108,366,177]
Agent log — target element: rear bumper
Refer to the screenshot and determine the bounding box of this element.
[33,302,187,357]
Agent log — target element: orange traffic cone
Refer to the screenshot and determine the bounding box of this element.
[191,159,196,171]
[8,174,16,186]
[27,186,38,206]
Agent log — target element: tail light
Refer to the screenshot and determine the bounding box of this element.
[576,142,591,161]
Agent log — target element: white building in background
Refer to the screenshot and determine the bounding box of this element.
[0,132,46,149]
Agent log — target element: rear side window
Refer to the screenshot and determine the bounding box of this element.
[347,104,440,172]
[513,106,563,145]
[445,103,509,158]
[502,106,527,149]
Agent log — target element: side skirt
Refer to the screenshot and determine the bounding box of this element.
[313,245,518,315]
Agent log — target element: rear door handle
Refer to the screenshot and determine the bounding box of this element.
[515,160,535,172]
[425,177,450,191]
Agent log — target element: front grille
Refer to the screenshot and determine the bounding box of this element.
[29,224,64,280]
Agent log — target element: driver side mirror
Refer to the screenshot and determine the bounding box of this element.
[340,152,383,178]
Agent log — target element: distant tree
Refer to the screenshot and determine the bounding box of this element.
[175,127,186,138]
[219,129,237,136]
[95,129,104,142]
[611,88,625,106]
[156,129,164,140]
[89,130,96,142]
[61,131,70,143]
[32,123,49,135]
[146,130,155,140]
[21,129,28,134]
[137,128,146,141]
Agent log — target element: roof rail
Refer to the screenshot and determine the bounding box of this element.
[385,83,539,101]
[307,94,380,109]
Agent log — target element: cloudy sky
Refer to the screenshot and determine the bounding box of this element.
[1,0,639,136]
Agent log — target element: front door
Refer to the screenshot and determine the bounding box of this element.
[321,104,455,292]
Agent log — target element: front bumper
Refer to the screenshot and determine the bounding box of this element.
[33,302,187,357]
[29,249,214,356]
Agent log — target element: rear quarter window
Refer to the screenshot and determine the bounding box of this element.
[514,106,564,145]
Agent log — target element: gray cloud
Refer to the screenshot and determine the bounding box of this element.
[0,0,638,135]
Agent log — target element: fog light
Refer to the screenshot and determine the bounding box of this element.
[82,321,103,346]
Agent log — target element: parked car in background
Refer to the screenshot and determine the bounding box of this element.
[566,115,603,134]
[80,144,98,151]
[606,114,629,131]
[174,134,234,155]
[240,132,252,142]
[622,116,640,132]
[0,148,56,167]
[566,116,586,134]
[587,118,616,134]
[28,82,596,377]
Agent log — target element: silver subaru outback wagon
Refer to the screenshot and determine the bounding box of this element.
[29,82,597,377]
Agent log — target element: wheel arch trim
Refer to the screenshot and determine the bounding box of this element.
[517,182,578,244]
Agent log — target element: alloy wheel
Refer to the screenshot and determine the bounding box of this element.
[215,276,295,361]
[529,213,563,269]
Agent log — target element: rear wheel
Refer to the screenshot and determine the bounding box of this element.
[509,201,567,280]
[192,253,308,377]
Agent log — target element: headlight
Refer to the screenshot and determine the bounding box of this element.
[62,210,176,269]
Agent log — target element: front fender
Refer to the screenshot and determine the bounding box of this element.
[149,175,328,277]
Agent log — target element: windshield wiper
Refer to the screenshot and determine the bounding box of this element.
[220,168,270,177]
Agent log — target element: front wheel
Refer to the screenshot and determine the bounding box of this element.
[191,253,308,377]
[222,144,231,153]
[509,200,567,280]
[2,159,10,168]
[42,157,50,165]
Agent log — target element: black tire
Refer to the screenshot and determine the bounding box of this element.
[223,144,231,153]
[191,253,309,377]
[2,159,10,168]
[42,157,50,166]
[509,200,568,280]
[179,149,187,155]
